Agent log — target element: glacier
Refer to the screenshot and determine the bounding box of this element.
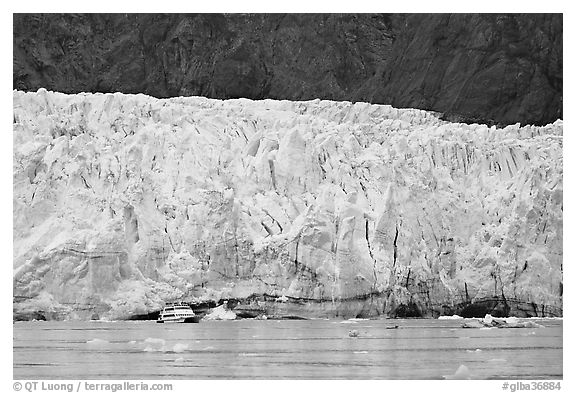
[13,89,563,320]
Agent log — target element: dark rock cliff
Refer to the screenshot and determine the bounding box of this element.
[13,13,562,126]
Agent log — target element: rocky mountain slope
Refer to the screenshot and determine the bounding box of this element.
[13,90,563,320]
[13,13,562,126]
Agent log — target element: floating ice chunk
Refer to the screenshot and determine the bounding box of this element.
[144,337,166,345]
[172,343,189,353]
[519,321,544,328]
[443,365,472,380]
[438,315,463,320]
[348,330,359,337]
[143,337,166,352]
[86,338,109,346]
[462,320,484,329]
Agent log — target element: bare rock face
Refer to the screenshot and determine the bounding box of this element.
[13,14,561,126]
[13,90,563,319]
[369,14,562,127]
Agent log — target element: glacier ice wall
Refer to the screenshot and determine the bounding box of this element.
[13,90,563,319]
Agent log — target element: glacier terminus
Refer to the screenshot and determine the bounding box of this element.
[13,89,562,321]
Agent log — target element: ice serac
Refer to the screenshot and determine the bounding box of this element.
[13,90,563,320]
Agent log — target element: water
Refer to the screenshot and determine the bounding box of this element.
[13,318,562,379]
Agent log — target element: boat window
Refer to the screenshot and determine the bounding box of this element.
[163,314,175,318]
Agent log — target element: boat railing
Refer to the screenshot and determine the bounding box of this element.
[164,302,190,306]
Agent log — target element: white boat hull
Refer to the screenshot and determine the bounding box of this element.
[157,316,200,323]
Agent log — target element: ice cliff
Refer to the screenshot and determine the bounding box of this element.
[13,90,563,320]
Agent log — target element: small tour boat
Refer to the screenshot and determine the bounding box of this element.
[157,303,201,323]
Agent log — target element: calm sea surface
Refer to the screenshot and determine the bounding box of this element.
[13,318,562,379]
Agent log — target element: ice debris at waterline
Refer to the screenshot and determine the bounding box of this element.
[202,305,237,321]
[438,315,464,320]
[462,314,545,329]
[13,90,563,320]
